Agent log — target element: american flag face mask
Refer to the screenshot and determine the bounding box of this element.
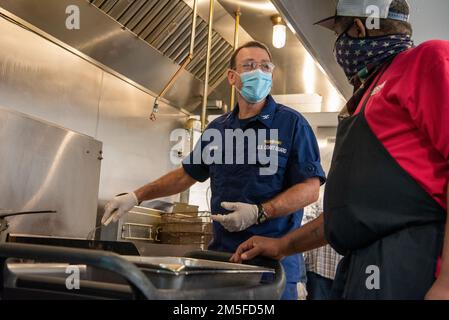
[334,32,414,83]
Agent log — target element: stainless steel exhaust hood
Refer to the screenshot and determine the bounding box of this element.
[0,0,243,114]
[89,0,234,89]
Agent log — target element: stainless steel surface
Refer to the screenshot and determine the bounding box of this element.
[122,255,274,290]
[0,0,282,114]
[154,0,198,102]
[119,206,162,242]
[0,211,57,242]
[7,233,141,256]
[0,14,188,230]
[102,203,211,251]
[95,71,187,203]
[4,252,278,295]
[271,0,352,103]
[7,263,87,276]
[123,256,275,273]
[183,0,253,48]
[88,0,234,100]
[302,112,340,128]
[0,107,102,237]
[0,0,206,113]
[0,0,352,113]
[0,7,189,117]
[0,13,103,137]
[121,222,160,242]
[102,206,162,242]
[137,243,206,257]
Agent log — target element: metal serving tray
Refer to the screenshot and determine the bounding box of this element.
[122,256,275,290]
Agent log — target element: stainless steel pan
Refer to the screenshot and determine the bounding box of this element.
[121,256,275,290]
[0,243,285,300]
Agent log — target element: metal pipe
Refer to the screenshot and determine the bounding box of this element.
[201,0,215,131]
[152,0,198,119]
[189,0,199,58]
[158,56,192,98]
[230,10,241,112]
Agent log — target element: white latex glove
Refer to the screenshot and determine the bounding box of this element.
[101,192,138,226]
[211,202,258,232]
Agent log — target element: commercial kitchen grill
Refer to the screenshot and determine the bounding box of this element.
[0,243,286,300]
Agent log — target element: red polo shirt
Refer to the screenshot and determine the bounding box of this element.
[355,40,449,210]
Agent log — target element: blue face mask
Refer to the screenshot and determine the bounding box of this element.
[235,69,272,104]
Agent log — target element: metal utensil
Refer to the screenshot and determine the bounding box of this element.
[0,210,57,219]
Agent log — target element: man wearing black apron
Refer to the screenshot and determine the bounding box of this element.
[231,0,449,300]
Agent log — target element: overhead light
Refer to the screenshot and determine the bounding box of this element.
[271,15,286,49]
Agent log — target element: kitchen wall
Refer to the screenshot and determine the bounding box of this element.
[408,0,449,43]
[0,16,189,225]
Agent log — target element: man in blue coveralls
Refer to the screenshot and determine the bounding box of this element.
[102,41,326,300]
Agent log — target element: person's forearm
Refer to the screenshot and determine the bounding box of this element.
[438,184,449,282]
[134,167,196,203]
[280,214,328,256]
[262,178,320,219]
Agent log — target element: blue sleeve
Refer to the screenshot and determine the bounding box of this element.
[286,121,326,186]
[182,135,210,183]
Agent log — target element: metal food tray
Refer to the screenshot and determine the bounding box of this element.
[123,256,275,273]
[122,256,275,290]
[0,244,286,299]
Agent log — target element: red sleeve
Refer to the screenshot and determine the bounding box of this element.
[404,41,449,160]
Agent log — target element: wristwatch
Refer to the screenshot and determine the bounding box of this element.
[257,204,269,225]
